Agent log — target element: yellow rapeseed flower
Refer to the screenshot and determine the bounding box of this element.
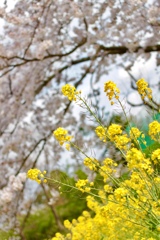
[64,220,72,230]
[65,143,70,151]
[104,81,120,104]
[53,127,72,145]
[84,157,100,171]
[107,124,122,141]
[95,126,107,142]
[114,134,130,150]
[27,168,47,184]
[52,232,65,240]
[148,121,160,141]
[51,78,160,240]
[151,148,160,164]
[61,84,80,101]
[136,78,152,100]
[75,179,89,192]
[129,127,141,139]
[114,187,128,202]
[104,184,113,193]
[126,148,152,173]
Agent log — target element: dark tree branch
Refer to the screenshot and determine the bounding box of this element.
[99,44,160,54]
[0,43,159,70]
[127,100,144,107]
[0,37,87,65]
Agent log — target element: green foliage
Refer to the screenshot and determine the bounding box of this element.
[57,191,87,222]
[144,141,160,157]
[75,169,87,179]
[22,208,56,240]
[53,170,88,221]
[0,230,16,240]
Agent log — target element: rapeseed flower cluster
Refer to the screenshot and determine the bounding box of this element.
[107,124,122,140]
[104,81,120,105]
[51,79,160,240]
[75,179,92,193]
[95,126,107,142]
[53,127,72,148]
[126,147,153,173]
[136,78,152,100]
[129,127,141,139]
[27,169,47,184]
[61,84,80,101]
[27,79,160,240]
[149,121,160,141]
[151,148,160,164]
[83,157,100,171]
[95,123,131,151]
[98,158,117,182]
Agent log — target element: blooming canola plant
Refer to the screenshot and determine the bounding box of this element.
[27,79,160,240]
